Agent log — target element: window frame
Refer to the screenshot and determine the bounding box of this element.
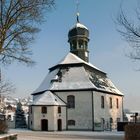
[41,106,47,114]
[110,97,112,109]
[116,98,119,109]
[110,117,113,124]
[101,96,105,108]
[58,106,61,113]
[67,95,75,109]
[68,120,75,126]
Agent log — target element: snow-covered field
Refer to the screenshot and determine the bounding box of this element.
[9,129,124,140]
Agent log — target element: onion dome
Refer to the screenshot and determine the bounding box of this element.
[68,15,89,41]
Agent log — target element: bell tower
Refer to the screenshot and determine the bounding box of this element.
[68,13,90,62]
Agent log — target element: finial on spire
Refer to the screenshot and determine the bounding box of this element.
[76,0,80,23]
[77,12,80,23]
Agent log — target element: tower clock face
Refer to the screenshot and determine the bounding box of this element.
[85,52,88,57]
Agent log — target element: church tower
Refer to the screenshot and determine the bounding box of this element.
[68,13,90,62]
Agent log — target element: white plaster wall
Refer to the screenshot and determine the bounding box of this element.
[56,91,93,130]
[30,105,66,131]
[53,106,66,131]
[31,106,54,131]
[93,91,123,130]
[56,91,123,131]
[30,90,123,131]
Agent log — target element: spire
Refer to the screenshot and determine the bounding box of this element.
[76,0,80,23]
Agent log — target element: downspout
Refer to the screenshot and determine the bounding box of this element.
[122,96,124,121]
[91,91,94,131]
[66,106,68,130]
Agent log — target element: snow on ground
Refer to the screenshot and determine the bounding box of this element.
[9,129,124,140]
[9,128,124,136]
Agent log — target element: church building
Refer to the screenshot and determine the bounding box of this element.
[29,14,124,131]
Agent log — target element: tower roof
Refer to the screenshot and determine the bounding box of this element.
[68,12,90,62]
[68,22,89,40]
[68,13,89,41]
[70,22,88,31]
[49,52,103,73]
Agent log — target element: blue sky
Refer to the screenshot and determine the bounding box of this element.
[3,0,140,111]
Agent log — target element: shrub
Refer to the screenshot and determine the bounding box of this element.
[125,124,140,140]
[0,120,8,134]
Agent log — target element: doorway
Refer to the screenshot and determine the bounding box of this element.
[57,119,62,131]
[41,119,48,131]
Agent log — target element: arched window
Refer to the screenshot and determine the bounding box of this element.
[101,96,104,108]
[41,106,47,114]
[110,97,112,109]
[110,117,113,123]
[78,40,83,49]
[68,120,75,126]
[67,95,75,108]
[58,106,61,113]
[116,98,119,108]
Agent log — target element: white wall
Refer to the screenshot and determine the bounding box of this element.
[56,90,123,131]
[56,91,93,130]
[30,90,123,131]
[93,91,123,130]
[53,106,66,131]
[29,105,66,131]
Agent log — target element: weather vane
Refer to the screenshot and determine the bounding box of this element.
[76,0,80,23]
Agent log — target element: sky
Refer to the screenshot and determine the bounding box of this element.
[2,0,140,111]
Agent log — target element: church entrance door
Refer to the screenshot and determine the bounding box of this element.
[41,119,48,131]
[57,119,62,131]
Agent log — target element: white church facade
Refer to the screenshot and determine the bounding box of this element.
[29,14,124,131]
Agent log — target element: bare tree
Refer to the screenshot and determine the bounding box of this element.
[0,75,15,95]
[0,0,55,65]
[0,79,15,95]
[117,5,140,60]
[0,71,15,113]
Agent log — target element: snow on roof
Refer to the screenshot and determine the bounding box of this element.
[50,52,104,73]
[70,22,88,30]
[103,78,123,95]
[50,66,96,90]
[33,65,123,95]
[33,66,96,94]
[31,51,124,96]
[31,91,66,106]
[87,71,123,95]
[33,69,59,94]
[32,52,123,96]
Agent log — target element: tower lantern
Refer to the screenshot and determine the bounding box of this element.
[68,13,90,62]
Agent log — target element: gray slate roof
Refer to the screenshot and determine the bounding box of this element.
[32,53,123,96]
